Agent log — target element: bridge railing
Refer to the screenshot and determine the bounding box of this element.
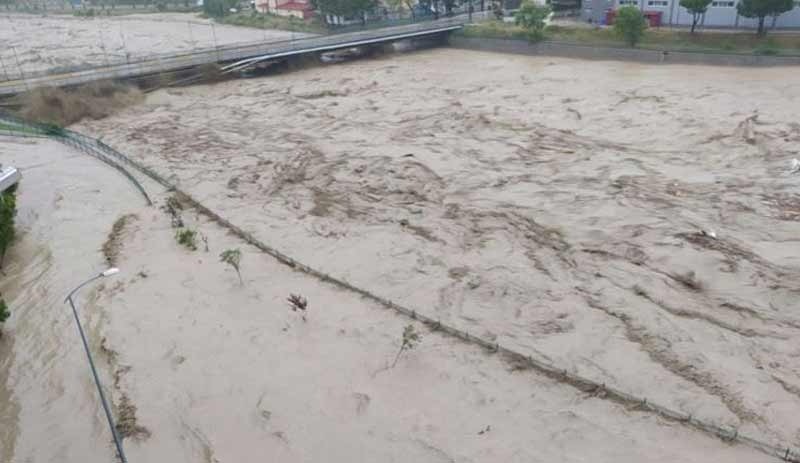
[0,17,464,89]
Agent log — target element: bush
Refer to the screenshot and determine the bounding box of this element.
[220,248,242,285]
[0,186,17,269]
[514,1,551,42]
[156,1,167,10]
[614,6,647,47]
[175,228,198,251]
[203,0,238,17]
[0,299,9,324]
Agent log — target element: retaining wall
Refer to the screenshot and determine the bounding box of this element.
[449,36,800,66]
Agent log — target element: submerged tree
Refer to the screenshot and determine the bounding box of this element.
[392,324,421,367]
[220,248,243,285]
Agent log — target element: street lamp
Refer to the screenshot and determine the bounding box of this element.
[64,268,128,463]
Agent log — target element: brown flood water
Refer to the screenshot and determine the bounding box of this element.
[0,138,148,462]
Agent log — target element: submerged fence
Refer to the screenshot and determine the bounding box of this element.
[1,114,798,462]
[0,114,152,205]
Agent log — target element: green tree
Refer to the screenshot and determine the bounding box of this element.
[392,324,421,367]
[736,0,793,36]
[312,0,376,24]
[219,248,243,285]
[0,186,17,269]
[203,0,238,17]
[0,299,9,323]
[514,1,551,42]
[679,0,712,33]
[614,6,647,47]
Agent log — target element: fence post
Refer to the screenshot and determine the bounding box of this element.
[11,46,27,90]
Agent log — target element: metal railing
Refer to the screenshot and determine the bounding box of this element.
[0,18,464,95]
[1,113,798,463]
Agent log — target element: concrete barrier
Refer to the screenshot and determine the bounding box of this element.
[449,36,800,66]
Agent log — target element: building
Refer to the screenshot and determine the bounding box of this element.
[255,0,314,19]
[584,0,800,28]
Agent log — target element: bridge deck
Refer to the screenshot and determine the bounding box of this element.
[0,20,463,97]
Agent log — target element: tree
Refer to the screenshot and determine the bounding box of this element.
[392,324,421,367]
[0,186,17,270]
[0,298,9,338]
[614,6,647,47]
[514,1,551,42]
[736,0,793,36]
[679,0,712,33]
[312,0,376,24]
[220,248,243,285]
[203,0,238,17]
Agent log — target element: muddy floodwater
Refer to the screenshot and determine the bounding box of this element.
[1,46,800,462]
[0,13,311,75]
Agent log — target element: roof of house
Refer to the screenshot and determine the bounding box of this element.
[276,1,313,10]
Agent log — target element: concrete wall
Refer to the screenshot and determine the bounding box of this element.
[449,35,800,66]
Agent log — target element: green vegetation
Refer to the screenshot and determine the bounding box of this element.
[311,0,376,26]
[614,6,647,47]
[392,324,421,368]
[175,228,198,251]
[0,299,9,325]
[737,0,794,36]
[514,1,551,42]
[457,20,800,55]
[679,0,712,33]
[203,0,238,17]
[220,248,243,285]
[219,12,326,33]
[0,186,17,269]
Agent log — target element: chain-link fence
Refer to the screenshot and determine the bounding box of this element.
[0,113,152,205]
[1,113,798,463]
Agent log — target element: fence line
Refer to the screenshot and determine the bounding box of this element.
[0,115,152,205]
[1,114,798,463]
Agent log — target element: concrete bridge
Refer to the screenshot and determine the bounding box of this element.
[0,19,463,97]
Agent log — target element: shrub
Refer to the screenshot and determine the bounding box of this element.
[514,1,551,43]
[156,1,167,10]
[392,324,421,367]
[175,228,198,251]
[0,186,17,269]
[0,299,9,324]
[287,293,308,321]
[614,6,647,47]
[220,248,242,285]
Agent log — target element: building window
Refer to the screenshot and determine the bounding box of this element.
[647,0,668,6]
[711,0,734,6]
[619,0,638,5]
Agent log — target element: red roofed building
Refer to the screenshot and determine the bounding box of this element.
[255,0,314,19]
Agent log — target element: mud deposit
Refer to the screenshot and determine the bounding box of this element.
[79,48,800,449]
[0,13,311,75]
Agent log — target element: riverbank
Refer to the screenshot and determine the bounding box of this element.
[458,20,800,56]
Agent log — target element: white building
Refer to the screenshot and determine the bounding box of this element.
[584,0,800,28]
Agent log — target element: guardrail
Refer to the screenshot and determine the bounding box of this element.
[1,112,797,463]
[0,19,464,95]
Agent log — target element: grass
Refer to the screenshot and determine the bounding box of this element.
[457,20,800,56]
[218,12,326,34]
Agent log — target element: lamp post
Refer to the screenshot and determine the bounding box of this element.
[64,268,128,463]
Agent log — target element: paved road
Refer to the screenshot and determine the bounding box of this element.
[0,19,463,96]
